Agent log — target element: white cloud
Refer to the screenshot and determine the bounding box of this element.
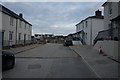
[2,0,107,2]
[2,2,105,35]
[69,7,77,10]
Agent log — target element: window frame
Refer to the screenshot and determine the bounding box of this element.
[19,20,22,28]
[10,17,14,26]
[9,31,13,41]
[18,33,21,41]
[109,3,112,15]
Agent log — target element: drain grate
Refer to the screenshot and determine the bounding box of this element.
[95,60,109,64]
[28,64,41,69]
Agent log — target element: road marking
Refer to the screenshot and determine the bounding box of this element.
[15,56,81,59]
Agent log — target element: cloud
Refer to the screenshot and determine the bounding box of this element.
[2,0,107,2]
[2,2,104,35]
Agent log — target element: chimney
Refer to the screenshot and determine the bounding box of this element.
[95,10,102,16]
[19,13,23,18]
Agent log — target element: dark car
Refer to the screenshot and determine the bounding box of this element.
[64,40,73,46]
[2,51,15,70]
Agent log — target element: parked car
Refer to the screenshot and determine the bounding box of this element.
[72,37,81,45]
[64,40,73,46]
[2,51,15,70]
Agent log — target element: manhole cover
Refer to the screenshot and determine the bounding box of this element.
[95,60,108,64]
[28,64,41,69]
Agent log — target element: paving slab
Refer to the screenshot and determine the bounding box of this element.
[69,45,119,78]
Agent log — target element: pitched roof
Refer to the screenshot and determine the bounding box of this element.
[0,4,32,26]
[102,2,107,6]
[75,16,104,26]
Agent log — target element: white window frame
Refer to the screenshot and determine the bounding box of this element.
[19,20,22,28]
[109,3,112,15]
[25,23,27,30]
[10,17,14,26]
[86,21,88,27]
[18,33,21,41]
[9,31,13,41]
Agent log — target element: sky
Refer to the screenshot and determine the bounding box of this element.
[1,1,106,36]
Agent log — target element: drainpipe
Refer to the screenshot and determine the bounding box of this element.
[90,18,92,46]
[15,19,18,45]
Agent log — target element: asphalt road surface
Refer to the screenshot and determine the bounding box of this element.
[2,43,98,78]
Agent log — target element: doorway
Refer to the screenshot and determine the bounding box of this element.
[24,34,26,45]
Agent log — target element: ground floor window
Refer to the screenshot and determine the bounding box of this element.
[9,31,13,40]
[18,33,21,41]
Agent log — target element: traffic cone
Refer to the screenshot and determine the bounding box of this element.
[99,46,103,54]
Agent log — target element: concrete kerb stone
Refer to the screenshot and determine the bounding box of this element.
[4,44,42,55]
[14,44,41,54]
[69,46,101,78]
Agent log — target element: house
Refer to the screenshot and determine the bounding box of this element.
[93,0,120,61]
[76,10,104,46]
[34,34,54,43]
[101,1,120,40]
[0,4,32,47]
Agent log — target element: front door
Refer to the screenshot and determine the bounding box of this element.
[24,34,26,45]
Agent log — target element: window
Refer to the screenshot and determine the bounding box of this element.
[35,34,38,37]
[119,1,120,14]
[25,23,26,30]
[19,20,22,28]
[29,25,31,30]
[76,26,78,31]
[109,3,112,15]
[28,35,30,40]
[86,21,88,27]
[86,33,87,39]
[108,23,113,29]
[83,22,84,28]
[18,33,21,41]
[78,25,79,30]
[9,31,13,40]
[10,17,14,26]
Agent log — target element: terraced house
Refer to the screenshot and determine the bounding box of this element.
[94,0,120,61]
[0,4,32,47]
[75,10,104,46]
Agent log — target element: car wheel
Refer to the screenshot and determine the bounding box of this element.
[6,57,15,70]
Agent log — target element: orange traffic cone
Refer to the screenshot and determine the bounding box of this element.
[99,46,103,54]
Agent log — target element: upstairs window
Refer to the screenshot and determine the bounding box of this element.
[19,20,22,28]
[82,22,84,28]
[29,25,31,30]
[25,23,26,30]
[10,17,14,26]
[86,21,88,27]
[109,3,112,15]
[35,34,38,37]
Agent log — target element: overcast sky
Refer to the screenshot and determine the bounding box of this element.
[2,2,105,36]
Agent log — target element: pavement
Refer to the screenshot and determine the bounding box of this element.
[69,44,120,78]
[4,44,41,54]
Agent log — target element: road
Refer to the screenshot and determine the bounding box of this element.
[2,43,98,78]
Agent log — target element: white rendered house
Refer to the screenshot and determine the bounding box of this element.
[0,4,32,47]
[76,10,104,46]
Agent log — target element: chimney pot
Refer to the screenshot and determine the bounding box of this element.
[19,13,23,18]
[95,9,102,16]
